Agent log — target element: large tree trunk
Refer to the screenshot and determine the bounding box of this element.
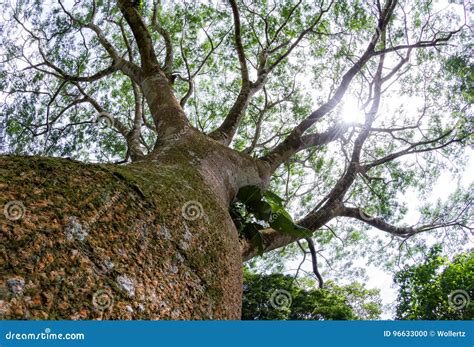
[0,130,270,319]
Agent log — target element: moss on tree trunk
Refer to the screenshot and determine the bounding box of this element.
[0,153,246,319]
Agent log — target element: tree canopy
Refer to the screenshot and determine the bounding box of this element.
[243,246,474,320]
[242,270,382,320]
[1,0,473,316]
[394,245,474,320]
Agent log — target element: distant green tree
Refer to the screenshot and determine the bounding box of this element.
[394,245,474,320]
[242,270,381,320]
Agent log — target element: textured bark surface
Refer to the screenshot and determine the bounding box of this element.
[0,134,268,319]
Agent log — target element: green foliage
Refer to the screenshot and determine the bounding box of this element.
[242,270,382,320]
[394,246,474,320]
[231,186,312,255]
[444,53,474,104]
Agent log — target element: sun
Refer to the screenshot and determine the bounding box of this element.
[340,96,366,124]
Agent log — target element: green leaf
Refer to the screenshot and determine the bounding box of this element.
[236,185,263,204]
[266,200,293,221]
[233,185,312,240]
[269,212,312,238]
[247,200,273,220]
[243,223,265,255]
[263,190,285,205]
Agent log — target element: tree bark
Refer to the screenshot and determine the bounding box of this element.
[0,131,270,320]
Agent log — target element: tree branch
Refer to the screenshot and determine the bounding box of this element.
[151,0,174,74]
[209,0,334,145]
[228,0,250,85]
[117,0,159,72]
[57,1,140,81]
[361,131,464,170]
[244,38,390,260]
[260,0,398,172]
[306,237,324,288]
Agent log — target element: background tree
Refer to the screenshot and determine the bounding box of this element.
[0,0,472,319]
[394,245,474,320]
[242,270,381,320]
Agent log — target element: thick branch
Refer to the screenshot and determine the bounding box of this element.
[117,0,159,72]
[127,81,146,161]
[242,202,342,261]
[209,1,333,145]
[229,0,250,84]
[373,28,464,56]
[265,123,351,163]
[260,0,397,172]
[338,206,416,237]
[207,0,252,144]
[57,65,119,83]
[244,47,388,261]
[151,0,174,74]
[208,88,256,144]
